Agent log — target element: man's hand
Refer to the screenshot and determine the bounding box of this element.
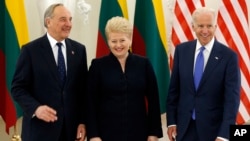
[34,105,57,122]
[215,137,227,141]
[90,137,102,141]
[167,126,177,141]
[75,124,86,141]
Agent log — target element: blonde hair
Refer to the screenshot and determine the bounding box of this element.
[105,16,133,39]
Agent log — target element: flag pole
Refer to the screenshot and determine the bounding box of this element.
[11,123,21,141]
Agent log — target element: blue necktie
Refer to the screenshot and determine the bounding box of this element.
[194,46,205,90]
[57,42,66,86]
[192,46,205,120]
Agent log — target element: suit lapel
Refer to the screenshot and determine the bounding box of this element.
[40,35,62,86]
[187,41,197,79]
[184,41,197,91]
[64,39,76,86]
[198,40,223,90]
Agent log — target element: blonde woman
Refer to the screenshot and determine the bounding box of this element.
[86,16,163,141]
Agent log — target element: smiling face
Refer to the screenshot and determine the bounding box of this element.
[107,32,131,58]
[105,16,133,59]
[46,5,72,41]
[192,8,217,46]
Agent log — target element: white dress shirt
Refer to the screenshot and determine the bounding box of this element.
[47,33,67,71]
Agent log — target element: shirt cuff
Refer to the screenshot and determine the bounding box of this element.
[217,137,228,141]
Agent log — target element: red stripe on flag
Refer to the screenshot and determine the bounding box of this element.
[174,3,194,41]
[216,0,250,124]
[170,0,205,70]
[131,28,146,56]
[0,52,17,134]
[223,2,250,54]
[217,12,250,86]
[96,31,109,58]
[240,89,250,115]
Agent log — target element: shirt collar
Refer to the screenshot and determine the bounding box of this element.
[196,37,214,52]
[47,32,66,48]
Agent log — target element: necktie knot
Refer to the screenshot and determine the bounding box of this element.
[200,46,205,52]
[56,42,62,48]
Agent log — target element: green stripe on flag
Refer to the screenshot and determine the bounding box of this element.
[0,0,29,134]
[132,0,170,113]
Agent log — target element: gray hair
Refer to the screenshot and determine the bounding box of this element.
[44,3,64,28]
[192,7,217,25]
[105,16,133,39]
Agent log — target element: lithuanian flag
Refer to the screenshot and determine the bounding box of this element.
[132,0,170,113]
[0,0,29,134]
[96,0,128,58]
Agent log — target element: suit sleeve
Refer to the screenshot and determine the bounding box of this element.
[11,46,40,118]
[166,46,180,126]
[145,59,163,138]
[78,44,88,124]
[218,51,240,138]
[86,59,101,138]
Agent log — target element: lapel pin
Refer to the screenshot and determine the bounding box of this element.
[215,57,219,60]
[72,51,75,55]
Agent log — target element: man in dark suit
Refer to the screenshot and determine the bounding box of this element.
[11,3,88,141]
[166,7,240,141]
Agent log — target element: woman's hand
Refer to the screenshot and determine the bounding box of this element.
[147,135,158,141]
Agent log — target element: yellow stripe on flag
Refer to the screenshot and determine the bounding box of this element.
[152,0,168,53]
[118,0,129,19]
[6,0,29,48]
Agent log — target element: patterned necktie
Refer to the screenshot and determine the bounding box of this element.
[192,46,205,120]
[57,42,66,86]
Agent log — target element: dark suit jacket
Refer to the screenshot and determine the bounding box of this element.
[11,34,88,141]
[167,39,240,141]
[86,53,163,141]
